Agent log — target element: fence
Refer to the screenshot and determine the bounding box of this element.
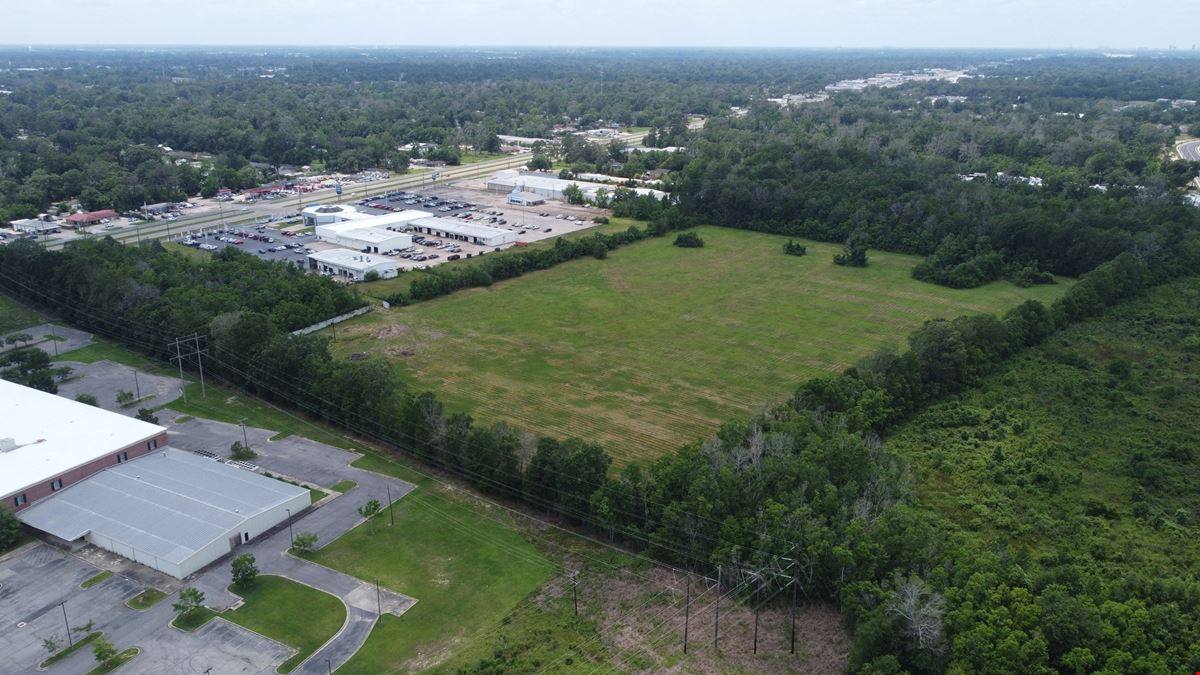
[290,305,373,336]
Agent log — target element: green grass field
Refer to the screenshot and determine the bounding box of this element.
[225,576,346,673]
[125,588,166,610]
[331,226,1071,462]
[0,293,46,333]
[311,453,555,673]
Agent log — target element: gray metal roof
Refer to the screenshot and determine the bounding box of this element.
[18,449,307,566]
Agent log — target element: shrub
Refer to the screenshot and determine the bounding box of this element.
[231,554,258,588]
[228,441,257,461]
[291,532,319,554]
[783,240,807,256]
[75,393,99,406]
[672,232,705,248]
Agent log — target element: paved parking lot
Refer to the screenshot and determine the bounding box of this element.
[53,360,183,416]
[0,544,291,675]
[0,323,92,357]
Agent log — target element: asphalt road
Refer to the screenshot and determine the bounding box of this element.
[1177,139,1200,162]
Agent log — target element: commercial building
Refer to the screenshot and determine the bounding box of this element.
[0,379,169,512]
[506,191,546,206]
[3,379,310,579]
[307,249,399,281]
[65,210,119,228]
[406,216,518,247]
[301,204,371,227]
[19,449,309,578]
[9,218,60,234]
[486,170,666,202]
[314,223,412,253]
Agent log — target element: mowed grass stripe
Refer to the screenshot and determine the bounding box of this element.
[331,226,1070,463]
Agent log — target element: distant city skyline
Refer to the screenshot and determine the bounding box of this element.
[1,0,1194,50]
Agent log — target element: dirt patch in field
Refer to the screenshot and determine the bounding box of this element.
[376,324,410,339]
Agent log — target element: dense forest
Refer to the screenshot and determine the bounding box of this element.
[5,49,1200,672]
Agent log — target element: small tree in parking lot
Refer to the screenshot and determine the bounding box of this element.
[172,586,206,618]
[91,634,117,665]
[115,389,135,406]
[231,554,258,588]
[40,635,64,656]
[75,393,99,407]
[228,441,257,461]
[135,408,159,424]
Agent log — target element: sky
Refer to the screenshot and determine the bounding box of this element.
[2,0,1195,50]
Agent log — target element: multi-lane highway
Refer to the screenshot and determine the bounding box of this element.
[1176,139,1200,162]
[40,127,660,251]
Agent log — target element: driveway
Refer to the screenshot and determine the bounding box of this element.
[53,360,184,415]
[163,412,419,673]
[0,323,91,358]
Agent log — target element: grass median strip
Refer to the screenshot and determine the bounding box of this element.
[80,570,113,589]
[125,588,166,610]
[86,647,140,675]
[39,632,102,669]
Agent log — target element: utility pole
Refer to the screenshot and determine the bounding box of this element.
[752,574,761,655]
[569,569,579,617]
[169,334,207,399]
[713,565,721,651]
[60,601,72,647]
[790,567,798,655]
[132,368,141,400]
[375,579,382,616]
[285,508,294,546]
[683,574,690,654]
[171,336,187,402]
[386,485,394,527]
[239,420,249,449]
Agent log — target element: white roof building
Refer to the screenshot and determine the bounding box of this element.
[307,249,399,281]
[18,449,309,578]
[487,171,665,202]
[301,204,372,227]
[314,224,412,253]
[405,216,518,247]
[0,379,167,507]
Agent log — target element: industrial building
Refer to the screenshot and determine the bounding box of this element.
[486,170,666,202]
[1,379,169,512]
[9,218,61,235]
[2,379,309,579]
[314,223,412,253]
[506,191,546,206]
[307,248,399,280]
[19,449,309,578]
[406,216,518,247]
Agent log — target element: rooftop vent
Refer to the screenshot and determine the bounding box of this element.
[0,438,16,453]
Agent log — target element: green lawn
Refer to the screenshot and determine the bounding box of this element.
[162,241,212,261]
[167,381,365,451]
[86,647,139,675]
[171,607,218,632]
[225,576,346,673]
[311,454,555,673]
[125,588,166,610]
[57,338,154,368]
[0,292,46,333]
[331,226,1071,462]
[331,479,357,493]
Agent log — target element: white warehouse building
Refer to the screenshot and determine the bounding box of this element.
[486,170,666,202]
[315,223,412,253]
[307,249,399,281]
[405,216,518,247]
